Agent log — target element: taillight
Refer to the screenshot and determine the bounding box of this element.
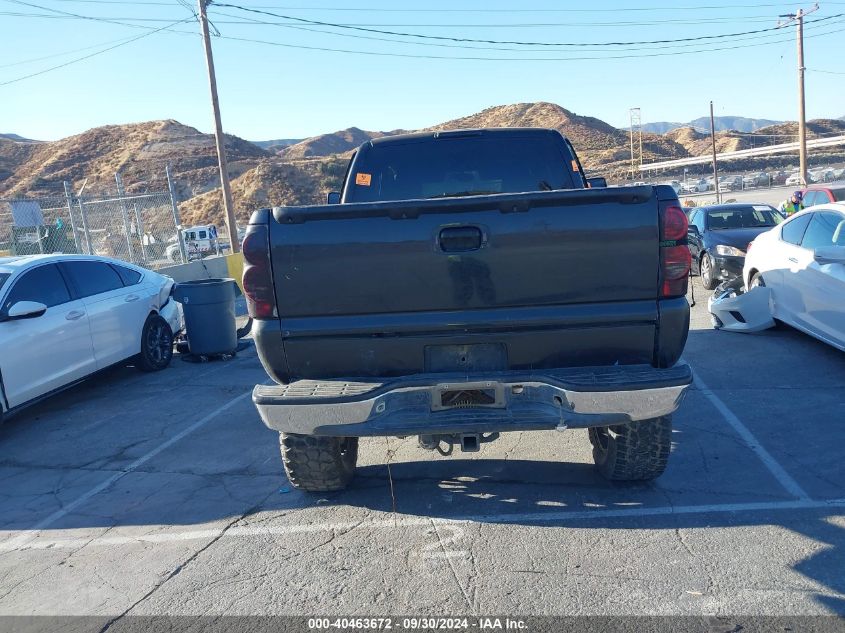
[242,224,277,319]
[660,204,691,298]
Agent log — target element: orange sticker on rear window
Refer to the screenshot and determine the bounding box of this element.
[571,160,580,172]
[355,173,372,186]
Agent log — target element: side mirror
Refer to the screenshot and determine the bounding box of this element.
[5,301,47,321]
[688,225,700,235]
[814,246,845,265]
[586,177,607,189]
[326,191,341,205]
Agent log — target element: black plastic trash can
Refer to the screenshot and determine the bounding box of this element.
[172,278,238,356]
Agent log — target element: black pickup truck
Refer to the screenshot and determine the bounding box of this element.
[243,128,692,492]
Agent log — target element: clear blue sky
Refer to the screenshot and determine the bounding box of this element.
[1,0,844,142]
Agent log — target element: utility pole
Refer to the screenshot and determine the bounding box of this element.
[197,0,239,253]
[629,110,636,180]
[779,4,818,187]
[710,101,721,204]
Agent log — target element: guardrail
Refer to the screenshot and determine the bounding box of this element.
[639,135,845,171]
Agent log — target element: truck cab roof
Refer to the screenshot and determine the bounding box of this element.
[366,127,568,148]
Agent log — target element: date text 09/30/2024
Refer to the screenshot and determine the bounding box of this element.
[307,617,528,630]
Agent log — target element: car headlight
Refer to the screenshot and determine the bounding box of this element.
[714,244,746,257]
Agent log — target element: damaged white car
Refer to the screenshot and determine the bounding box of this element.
[708,204,845,351]
[0,254,182,423]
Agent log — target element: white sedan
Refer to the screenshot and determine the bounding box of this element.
[741,203,845,350]
[0,254,182,422]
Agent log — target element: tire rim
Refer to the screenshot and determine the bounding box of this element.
[146,321,171,364]
[701,255,712,284]
[593,427,610,452]
[339,437,354,458]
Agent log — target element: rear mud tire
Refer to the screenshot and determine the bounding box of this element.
[589,416,672,481]
[280,433,358,492]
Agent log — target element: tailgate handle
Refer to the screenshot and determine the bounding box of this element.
[438,226,483,252]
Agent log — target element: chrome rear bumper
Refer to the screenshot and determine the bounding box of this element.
[253,364,692,436]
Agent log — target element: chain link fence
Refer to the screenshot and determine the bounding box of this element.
[0,178,188,270]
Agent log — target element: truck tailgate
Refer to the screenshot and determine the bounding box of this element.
[269,186,661,379]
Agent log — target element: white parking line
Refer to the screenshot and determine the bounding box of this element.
[3,497,843,552]
[690,368,810,501]
[0,389,253,552]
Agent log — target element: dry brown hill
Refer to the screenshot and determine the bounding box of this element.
[0,119,269,199]
[7,104,839,230]
[0,137,39,189]
[755,118,845,138]
[280,127,387,160]
[276,102,635,173]
[682,131,751,156]
[427,102,628,157]
[178,157,347,228]
[665,126,707,153]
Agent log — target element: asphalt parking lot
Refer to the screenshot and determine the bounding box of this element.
[0,278,843,623]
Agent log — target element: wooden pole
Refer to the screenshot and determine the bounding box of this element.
[710,101,721,204]
[197,0,239,253]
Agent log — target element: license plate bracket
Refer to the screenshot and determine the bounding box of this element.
[430,382,506,411]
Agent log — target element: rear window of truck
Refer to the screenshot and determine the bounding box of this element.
[345,135,581,203]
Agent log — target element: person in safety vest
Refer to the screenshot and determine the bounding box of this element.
[780,190,805,216]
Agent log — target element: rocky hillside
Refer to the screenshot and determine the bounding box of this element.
[279,127,393,160]
[754,118,845,138]
[642,116,783,134]
[4,103,840,230]
[178,157,348,228]
[427,103,626,154]
[0,120,269,199]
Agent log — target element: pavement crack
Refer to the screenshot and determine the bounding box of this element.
[96,488,277,632]
[503,432,525,461]
[431,519,473,613]
[674,527,718,600]
[674,527,696,558]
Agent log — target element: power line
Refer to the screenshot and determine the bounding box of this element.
[0,8,798,27]
[0,17,191,86]
[0,31,150,67]
[807,67,845,74]
[209,8,845,53]
[213,3,845,47]
[212,22,845,61]
[2,0,843,78]
[32,0,845,11]
[3,0,186,29]
[8,1,842,53]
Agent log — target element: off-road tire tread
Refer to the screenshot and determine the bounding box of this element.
[589,416,672,481]
[280,433,358,492]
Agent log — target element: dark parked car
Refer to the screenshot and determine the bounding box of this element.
[687,203,784,289]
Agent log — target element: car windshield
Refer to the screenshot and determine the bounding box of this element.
[0,272,9,293]
[831,187,845,202]
[707,206,781,229]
